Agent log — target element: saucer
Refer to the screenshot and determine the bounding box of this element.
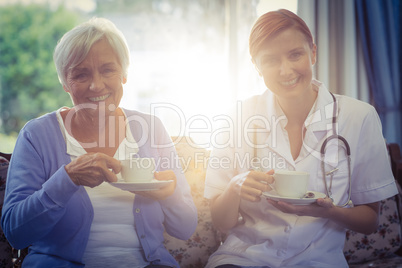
[262,190,326,205]
[109,180,173,191]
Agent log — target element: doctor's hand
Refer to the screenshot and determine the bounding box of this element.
[132,170,177,200]
[268,198,380,234]
[229,169,274,202]
[267,197,335,217]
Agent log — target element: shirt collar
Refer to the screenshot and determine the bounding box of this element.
[253,79,335,132]
[56,108,139,159]
[251,80,337,166]
[304,79,337,133]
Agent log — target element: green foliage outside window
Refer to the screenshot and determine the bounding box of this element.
[0,4,79,138]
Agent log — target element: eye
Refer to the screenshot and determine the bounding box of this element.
[72,72,89,82]
[103,68,114,73]
[289,52,302,61]
[261,57,279,67]
[101,66,117,76]
[75,73,86,79]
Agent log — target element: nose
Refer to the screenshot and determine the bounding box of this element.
[279,60,293,76]
[89,72,104,92]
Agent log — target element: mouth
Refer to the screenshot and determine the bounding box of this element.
[88,94,111,102]
[280,77,299,87]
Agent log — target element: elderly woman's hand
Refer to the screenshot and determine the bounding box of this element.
[65,152,121,188]
[133,170,177,200]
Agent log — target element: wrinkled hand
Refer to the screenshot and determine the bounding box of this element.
[133,170,177,200]
[230,169,274,202]
[267,197,335,217]
[65,152,121,187]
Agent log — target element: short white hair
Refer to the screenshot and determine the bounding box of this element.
[53,17,130,86]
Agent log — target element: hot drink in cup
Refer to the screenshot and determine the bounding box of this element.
[120,158,155,183]
[273,170,309,198]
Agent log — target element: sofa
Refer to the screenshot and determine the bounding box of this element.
[164,139,402,268]
[1,141,402,267]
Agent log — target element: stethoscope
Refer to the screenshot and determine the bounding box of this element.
[320,92,353,207]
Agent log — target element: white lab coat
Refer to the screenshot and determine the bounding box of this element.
[204,80,398,268]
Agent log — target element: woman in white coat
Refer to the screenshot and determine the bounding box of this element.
[204,9,398,268]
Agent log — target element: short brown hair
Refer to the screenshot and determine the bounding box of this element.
[249,9,314,62]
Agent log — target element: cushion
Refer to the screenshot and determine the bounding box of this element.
[163,138,220,267]
[343,196,402,264]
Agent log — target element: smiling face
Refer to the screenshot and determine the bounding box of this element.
[255,27,316,102]
[64,39,127,118]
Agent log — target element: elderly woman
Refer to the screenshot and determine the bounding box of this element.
[204,9,397,268]
[1,18,197,268]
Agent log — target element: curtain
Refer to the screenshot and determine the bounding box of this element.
[355,0,401,146]
[297,0,370,102]
[298,0,401,146]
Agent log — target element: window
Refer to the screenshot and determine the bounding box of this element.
[116,0,297,147]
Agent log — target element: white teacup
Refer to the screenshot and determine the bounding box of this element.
[273,170,309,198]
[120,158,155,183]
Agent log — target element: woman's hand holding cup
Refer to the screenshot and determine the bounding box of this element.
[230,169,275,202]
[65,152,121,187]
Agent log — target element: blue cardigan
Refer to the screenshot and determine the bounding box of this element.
[1,109,197,268]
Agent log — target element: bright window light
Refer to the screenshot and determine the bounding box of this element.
[120,0,298,147]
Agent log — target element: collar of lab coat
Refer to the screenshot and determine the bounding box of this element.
[251,79,337,167]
